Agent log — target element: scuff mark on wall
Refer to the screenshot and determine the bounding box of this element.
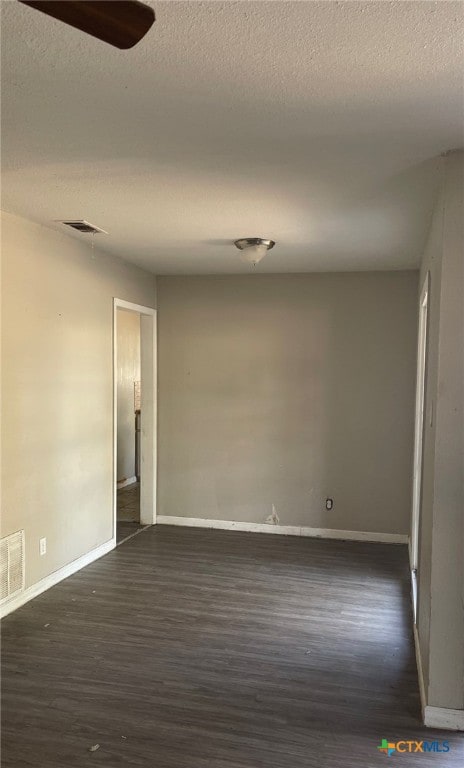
[265,505,280,525]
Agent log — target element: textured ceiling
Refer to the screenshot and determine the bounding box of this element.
[1,0,463,274]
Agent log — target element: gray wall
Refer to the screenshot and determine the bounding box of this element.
[417,150,464,711]
[1,212,156,590]
[158,272,418,534]
[416,185,443,694]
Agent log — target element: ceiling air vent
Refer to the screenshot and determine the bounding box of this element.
[0,530,25,603]
[58,220,108,234]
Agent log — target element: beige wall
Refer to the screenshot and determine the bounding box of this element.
[116,309,141,483]
[417,150,464,711]
[1,212,156,589]
[416,184,443,694]
[157,272,418,533]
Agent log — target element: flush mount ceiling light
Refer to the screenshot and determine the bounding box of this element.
[234,238,275,266]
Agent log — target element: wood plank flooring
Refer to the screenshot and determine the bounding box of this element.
[116,521,146,545]
[117,482,140,522]
[2,527,463,767]
[117,481,141,543]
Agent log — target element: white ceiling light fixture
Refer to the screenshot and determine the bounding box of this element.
[234,238,275,266]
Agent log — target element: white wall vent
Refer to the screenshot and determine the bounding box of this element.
[0,530,25,603]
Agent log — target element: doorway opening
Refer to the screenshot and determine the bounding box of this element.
[113,299,157,546]
[410,273,429,623]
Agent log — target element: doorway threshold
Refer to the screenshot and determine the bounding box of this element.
[117,523,151,546]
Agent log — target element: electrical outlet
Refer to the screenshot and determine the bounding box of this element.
[325,498,333,511]
[39,537,47,556]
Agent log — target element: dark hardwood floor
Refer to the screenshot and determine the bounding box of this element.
[117,482,140,522]
[2,527,463,767]
[116,521,147,545]
[117,482,143,544]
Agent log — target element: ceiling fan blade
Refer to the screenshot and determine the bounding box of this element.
[18,1,155,49]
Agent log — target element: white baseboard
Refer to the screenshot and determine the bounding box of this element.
[424,706,464,731]
[117,476,137,489]
[156,516,408,544]
[0,538,115,619]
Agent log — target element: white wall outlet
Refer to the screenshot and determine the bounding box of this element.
[39,537,47,556]
[325,498,333,511]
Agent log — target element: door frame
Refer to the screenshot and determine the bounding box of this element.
[113,299,157,541]
[410,272,429,622]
